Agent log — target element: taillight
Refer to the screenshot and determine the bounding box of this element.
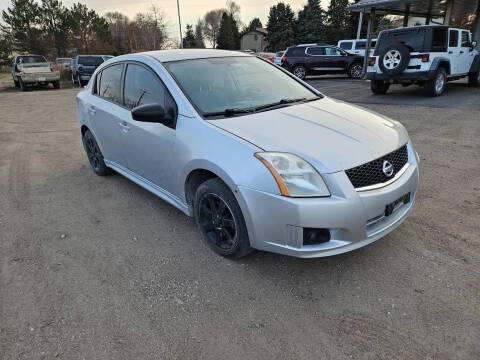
[369,57,376,66]
[421,54,430,62]
[281,55,286,62]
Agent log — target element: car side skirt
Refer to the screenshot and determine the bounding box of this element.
[104,159,191,216]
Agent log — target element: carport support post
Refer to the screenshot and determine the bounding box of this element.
[362,7,375,79]
[357,11,364,39]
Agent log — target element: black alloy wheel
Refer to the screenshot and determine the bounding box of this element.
[194,178,252,258]
[82,130,112,176]
[198,193,237,251]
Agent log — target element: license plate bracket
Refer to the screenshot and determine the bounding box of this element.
[385,193,410,217]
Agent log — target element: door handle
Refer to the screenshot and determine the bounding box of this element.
[448,51,453,54]
[88,106,96,115]
[119,121,130,131]
[460,51,464,54]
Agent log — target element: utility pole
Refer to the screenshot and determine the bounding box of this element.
[177,0,183,48]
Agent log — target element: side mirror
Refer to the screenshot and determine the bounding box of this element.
[471,41,477,49]
[131,103,165,123]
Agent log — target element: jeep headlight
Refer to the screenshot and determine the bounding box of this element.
[255,152,330,197]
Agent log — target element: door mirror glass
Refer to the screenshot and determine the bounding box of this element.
[131,103,166,123]
[472,41,478,48]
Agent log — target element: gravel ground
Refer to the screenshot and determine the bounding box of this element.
[1,80,479,360]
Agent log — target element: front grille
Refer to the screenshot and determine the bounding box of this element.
[345,144,408,189]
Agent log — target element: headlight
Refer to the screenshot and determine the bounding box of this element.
[255,152,330,197]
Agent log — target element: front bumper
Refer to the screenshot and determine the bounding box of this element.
[20,71,60,83]
[236,143,420,258]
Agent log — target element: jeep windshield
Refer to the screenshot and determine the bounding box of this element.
[375,29,426,55]
[77,56,104,66]
[164,56,320,117]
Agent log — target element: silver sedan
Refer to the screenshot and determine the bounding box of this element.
[76,49,420,258]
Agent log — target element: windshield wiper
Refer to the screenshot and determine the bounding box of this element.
[203,97,319,118]
[203,108,254,118]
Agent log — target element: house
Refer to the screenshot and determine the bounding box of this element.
[240,28,268,52]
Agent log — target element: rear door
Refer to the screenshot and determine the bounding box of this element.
[305,46,326,71]
[448,29,460,74]
[120,62,178,194]
[89,63,128,168]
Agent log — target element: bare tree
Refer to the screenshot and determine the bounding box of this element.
[203,9,225,48]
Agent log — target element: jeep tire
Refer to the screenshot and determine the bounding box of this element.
[468,70,480,87]
[379,44,410,76]
[370,80,390,95]
[424,67,447,96]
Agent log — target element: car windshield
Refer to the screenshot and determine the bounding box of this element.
[18,56,47,63]
[77,56,104,66]
[164,56,320,116]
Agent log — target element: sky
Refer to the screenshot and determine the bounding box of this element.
[0,0,332,38]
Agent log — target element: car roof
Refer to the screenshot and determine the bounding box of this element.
[140,49,250,63]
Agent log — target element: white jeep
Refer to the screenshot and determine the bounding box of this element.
[367,26,480,96]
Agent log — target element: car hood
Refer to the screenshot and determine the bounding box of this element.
[208,97,409,173]
[17,63,52,73]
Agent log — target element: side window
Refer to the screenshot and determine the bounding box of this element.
[306,46,325,56]
[286,47,306,57]
[123,63,165,109]
[431,28,447,52]
[355,41,366,50]
[461,31,470,47]
[449,30,459,47]
[325,47,341,56]
[339,41,352,50]
[98,64,123,104]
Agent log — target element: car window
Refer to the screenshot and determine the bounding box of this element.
[78,56,104,66]
[339,42,353,50]
[325,47,342,56]
[17,56,47,63]
[355,41,366,49]
[449,30,459,47]
[164,57,318,115]
[376,29,426,55]
[431,28,447,52]
[275,52,284,57]
[98,64,123,104]
[461,31,470,47]
[123,63,166,109]
[306,47,325,56]
[285,47,306,57]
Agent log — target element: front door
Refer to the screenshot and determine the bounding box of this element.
[322,47,348,72]
[459,30,475,74]
[120,63,178,194]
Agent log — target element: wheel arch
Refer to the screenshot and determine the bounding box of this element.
[430,57,451,75]
[469,55,480,73]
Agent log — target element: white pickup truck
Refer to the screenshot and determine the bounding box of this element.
[11,55,60,91]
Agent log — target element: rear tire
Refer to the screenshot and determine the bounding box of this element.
[82,130,112,176]
[370,80,390,95]
[194,178,253,259]
[424,67,447,96]
[13,78,19,88]
[468,70,480,87]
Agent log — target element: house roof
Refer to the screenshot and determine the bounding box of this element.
[243,28,267,36]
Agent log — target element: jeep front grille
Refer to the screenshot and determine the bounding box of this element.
[345,144,408,189]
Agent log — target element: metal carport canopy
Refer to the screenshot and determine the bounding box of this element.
[348,0,446,17]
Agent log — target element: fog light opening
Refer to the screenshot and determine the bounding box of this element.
[303,228,331,246]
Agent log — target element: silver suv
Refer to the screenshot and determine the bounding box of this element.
[368,26,480,96]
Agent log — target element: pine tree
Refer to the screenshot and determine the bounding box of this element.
[247,18,262,31]
[194,21,205,48]
[325,0,350,43]
[183,24,196,48]
[295,0,326,45]
[266,3,296,52]
[217,12,240,50]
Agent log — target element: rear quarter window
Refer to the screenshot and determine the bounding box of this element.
[339,42,353,50]
[430,28,447,52]
[285,47,306,57]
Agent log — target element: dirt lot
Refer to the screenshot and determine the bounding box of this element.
[1,80,479,360]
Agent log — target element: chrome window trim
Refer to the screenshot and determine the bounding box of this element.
[355,163,410,192]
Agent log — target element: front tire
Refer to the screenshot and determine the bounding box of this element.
[53,81,60,89]
[348,63,363,79]
[19,78,26,92]
[468,70,480,87]
[370,80,390,95]
[292,65,307,80]
[424,67,447,96]
[82,130,112,176]
[194,178,252,259]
